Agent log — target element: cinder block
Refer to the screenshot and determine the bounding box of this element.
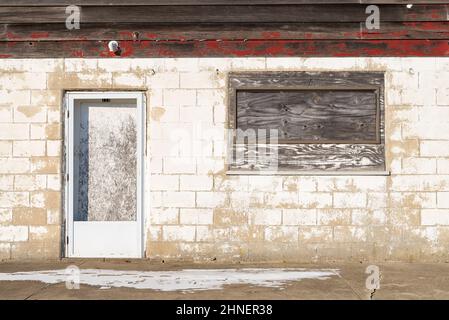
[249,209,282,226]
[165,58,199,72]
[30,90,61,106]
[403,123,449,140]
[317,209,351,225]
[46,208,60,225]
[0,243,10,260]
[30,157,60,174]
[13,106,46,123]
[13,141,46,157]
[0,124,29,140]
[298,226,332,243]
[112,73,145,88]
[437,192,449,209]
[46,174,61,191]
[0,73,46,90]
[164,89,196,106]
[196,89,225,106]
[29,191,60,211]
[162,225,196,241]
[0,175,14,191]
[0,106,12,123]
[0,90,31,106]
[12,207,47,225]
[149,208,179,225]
[0,141,12,157]
[264,226,299,242]
[150,175,179,191]
[333,192,367,208]
[0,191,29,207]
[0,158,30,174]
[247,176,283,192]
[64,59,98,72]
[162,191,195,208]
[163,157,196,174]
[266,58,304,69]
[180,208,213,225]
[436,89,449,105]
[230,58,266,69]
[421,209,449,225]
[402,157,437,174]
[179,106,213,123]
[146,72,179,89]
[180,72,221,89]
[437,159,449,174]
[421,141,449,157]
[30,124,61,140]
[98,59,133,72]
[333,226,369,242]
[0,208,12,224]
[282,209,317,225]
[298,192,332,208]
[196,192,227,208]
[390,192,437,209]
[351,209,386,225]
[14,175,46,191]
[0,226,28,241]
[148,226,162,241]
[180,175,213,191]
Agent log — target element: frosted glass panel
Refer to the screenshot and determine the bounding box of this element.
[74,100,137,221]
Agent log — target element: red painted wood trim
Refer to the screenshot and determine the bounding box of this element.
[0,40,448,58]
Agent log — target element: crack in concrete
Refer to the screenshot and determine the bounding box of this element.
[330,269,364,300]
[23,259,88,300]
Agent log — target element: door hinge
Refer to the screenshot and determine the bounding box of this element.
[66,173,69,182]
[66,236,69,245]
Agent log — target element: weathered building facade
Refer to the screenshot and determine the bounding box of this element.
[0,2,448,262]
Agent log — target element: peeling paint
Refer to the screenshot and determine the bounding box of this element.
[0,268,339,291]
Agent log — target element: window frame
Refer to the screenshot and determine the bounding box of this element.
[227,71,386,174]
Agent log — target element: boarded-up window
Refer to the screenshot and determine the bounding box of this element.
[227,72,385,172]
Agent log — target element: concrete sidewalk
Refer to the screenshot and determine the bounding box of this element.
[0,260,448,300]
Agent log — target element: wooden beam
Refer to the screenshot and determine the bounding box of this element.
[0,1,447,6]
[2,22,449,41]
[0,5,447,24]
[0,39,447,58]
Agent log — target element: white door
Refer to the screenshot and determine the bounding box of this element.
[65,92,145,258]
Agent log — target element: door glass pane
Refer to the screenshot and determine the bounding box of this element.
[74,100,137,221]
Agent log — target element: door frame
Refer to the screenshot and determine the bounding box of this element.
[64,91,146,258]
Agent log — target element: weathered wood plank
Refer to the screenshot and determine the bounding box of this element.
[0,5,447,24]
[0,39,447,58]
[236,89,378,143]
[228,143,386,171]
[230,72,385,89]
[2,22,449,41]
[0,1,447,6]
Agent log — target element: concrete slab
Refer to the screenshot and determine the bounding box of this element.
[0,261,448,300]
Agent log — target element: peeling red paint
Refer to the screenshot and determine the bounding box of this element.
[71,50,85,58]
[5,32,23,40]
[145,33,159,40]
[261,32,281,39]
[30,32,50,39]
[1,40,448,58]
[118,31,135,39]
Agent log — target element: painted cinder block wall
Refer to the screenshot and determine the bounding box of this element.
[0,57,449,262]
